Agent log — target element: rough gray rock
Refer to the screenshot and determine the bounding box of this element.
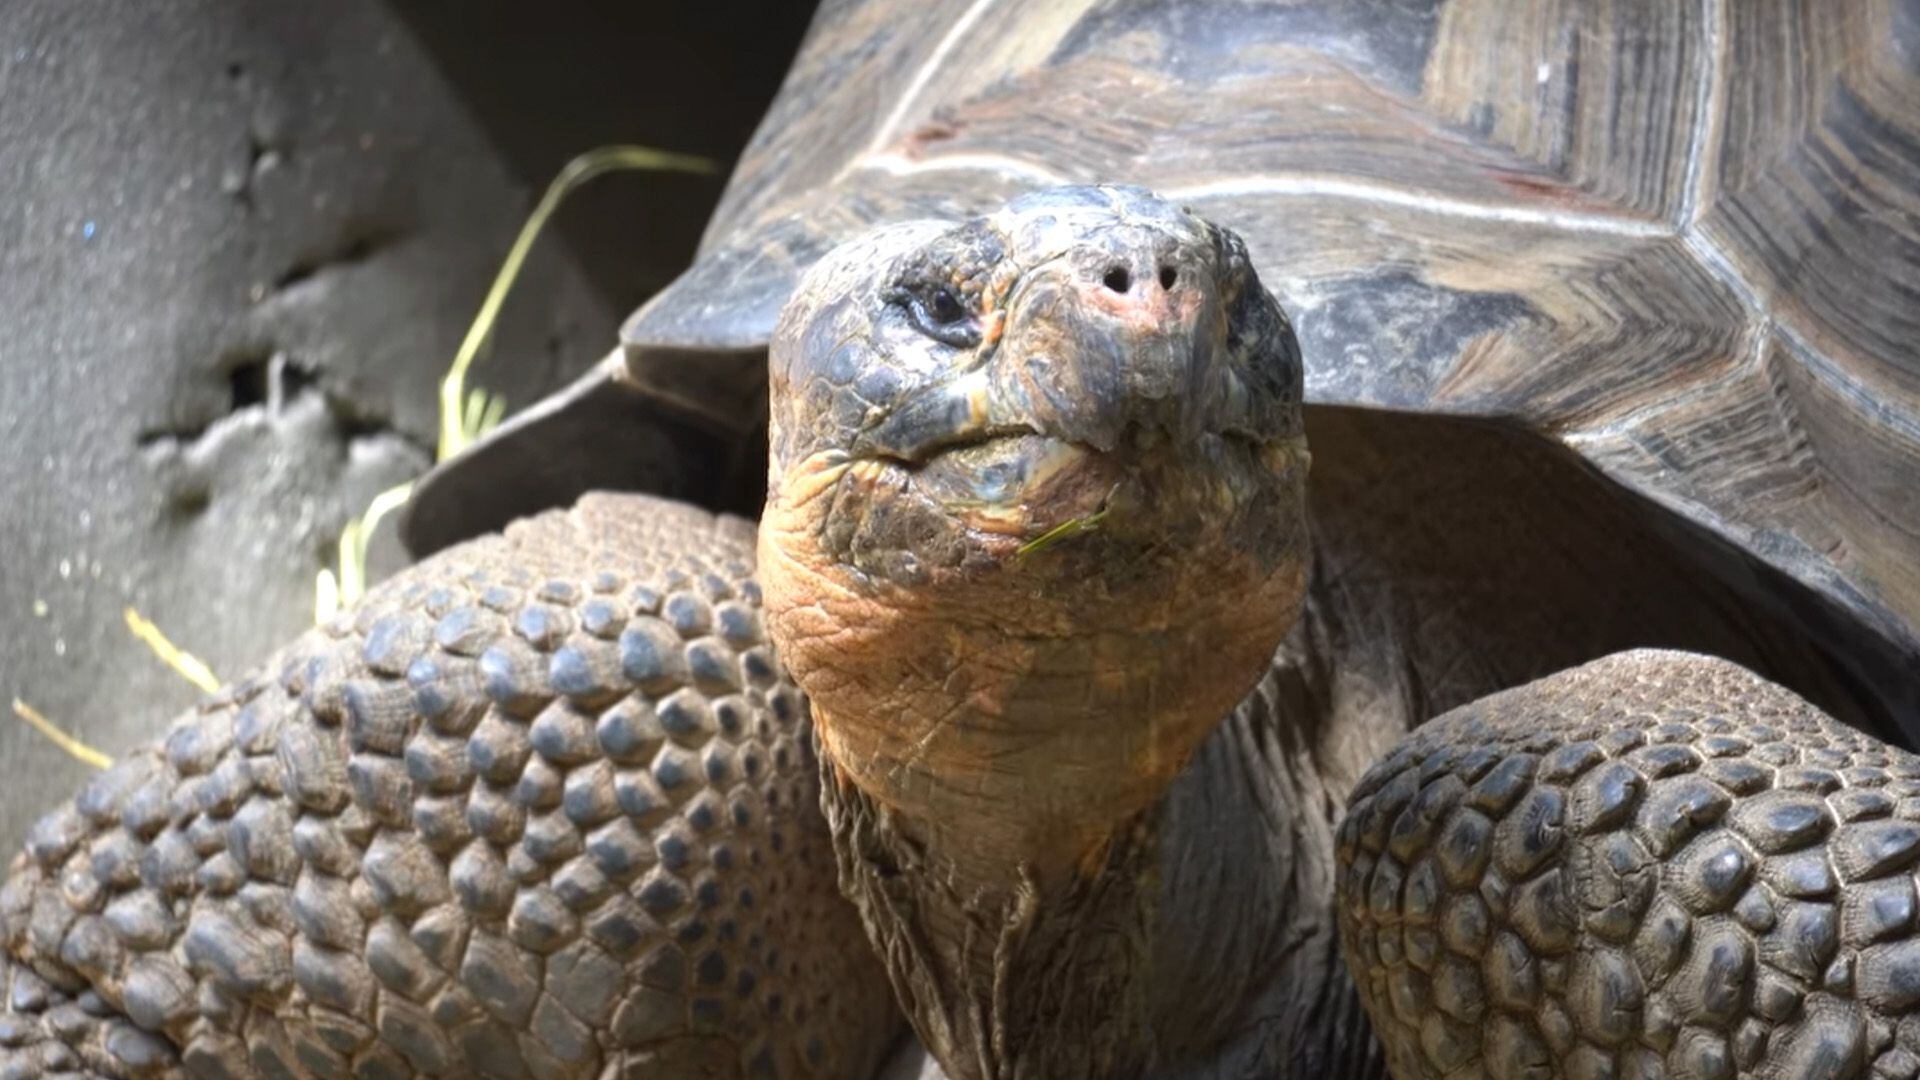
[0,0,626,851]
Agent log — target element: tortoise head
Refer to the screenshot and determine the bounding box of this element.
[760,185,1309,871]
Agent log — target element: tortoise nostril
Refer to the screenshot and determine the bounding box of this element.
[1159,265,1178,290]
[1102,266,1132,294]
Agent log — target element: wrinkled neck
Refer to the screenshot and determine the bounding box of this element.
[808,688,1165,886]
[816,620,1401,1080]
[817,751,1163,1080]
[1142,635,1389,1076]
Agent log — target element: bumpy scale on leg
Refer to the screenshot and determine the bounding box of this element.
[0,494,898,1079]
[1338,649,1920,1080]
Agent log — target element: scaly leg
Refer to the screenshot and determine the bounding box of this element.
[0,493,899,1079]
[1340,649,1920,1079]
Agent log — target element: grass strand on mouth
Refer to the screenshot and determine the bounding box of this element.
[1016,506,1111,558]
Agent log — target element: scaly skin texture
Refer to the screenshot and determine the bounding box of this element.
[820,648,1391,1080]
[1339,649,1920,1079]
[11,188,1912,1080]
[0,493,897,1079]
[761,186,1310,1079]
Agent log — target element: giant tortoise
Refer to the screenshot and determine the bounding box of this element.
[6,1,1920,1078]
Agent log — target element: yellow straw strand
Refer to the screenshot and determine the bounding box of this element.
[1016,507,1112,558]
[122,607,222,693]
[335,521,365,611]
[315,568,341,624]
[11,698,113,770]
[316,144,712,626]
[437,144,715,460]
[360,481,416,538]
[478,392,508,437]
[315,480,416,623]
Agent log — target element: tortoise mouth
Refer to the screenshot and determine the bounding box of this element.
[851,432,1124,545]
[854,421,1045,471]
[803,421,1299,586]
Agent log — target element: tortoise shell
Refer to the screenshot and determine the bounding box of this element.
[407,0,1920,714]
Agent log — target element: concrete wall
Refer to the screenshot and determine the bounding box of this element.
[0,0,810,849]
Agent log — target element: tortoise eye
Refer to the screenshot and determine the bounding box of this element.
[891,283,981,348]
[927,287,965,324]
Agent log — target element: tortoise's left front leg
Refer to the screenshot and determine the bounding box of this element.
[0,493,902,1079]
[1338,649,1920,1080]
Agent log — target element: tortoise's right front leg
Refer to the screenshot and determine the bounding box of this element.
[0,492,900,1079]
[1337,649,1920,1080]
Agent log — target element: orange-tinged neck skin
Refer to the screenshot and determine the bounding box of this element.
[761,436,1308,881]
[756,185,1313,1079]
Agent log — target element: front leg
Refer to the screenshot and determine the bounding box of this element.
[1338,649,1920,1079]
[0,493,900,1078]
